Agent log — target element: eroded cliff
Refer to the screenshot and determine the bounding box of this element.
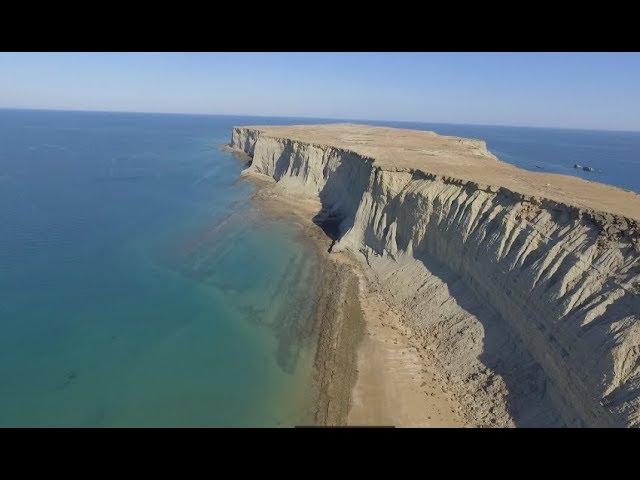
[230,124,640,427]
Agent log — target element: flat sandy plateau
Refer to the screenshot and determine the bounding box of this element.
[239,164,467,427]
[243,123,640,221]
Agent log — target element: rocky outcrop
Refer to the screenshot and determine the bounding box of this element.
[230,126,640,427]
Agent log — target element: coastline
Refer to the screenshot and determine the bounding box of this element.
[226,123,640,427]
[241,166,469,426]
[245,177,362,425]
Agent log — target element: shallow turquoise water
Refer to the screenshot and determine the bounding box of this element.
[0,110,320,426]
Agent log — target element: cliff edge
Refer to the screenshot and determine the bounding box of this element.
[230,123,640,427]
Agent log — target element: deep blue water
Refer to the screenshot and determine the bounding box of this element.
[1,109,639,427]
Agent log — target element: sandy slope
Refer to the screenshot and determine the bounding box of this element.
[247,176,466,427]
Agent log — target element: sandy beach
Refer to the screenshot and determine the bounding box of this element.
[243,167,468,427]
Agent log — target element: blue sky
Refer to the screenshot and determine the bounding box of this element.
[1,52,639,130]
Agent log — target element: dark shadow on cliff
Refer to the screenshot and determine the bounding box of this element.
[268,142,348,248]
[412,247,567,427]
[272,142,295,180]
[310,153,372,252]
[312,209,342,249]
[264,144,567,425]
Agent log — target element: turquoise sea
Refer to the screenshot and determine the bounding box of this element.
[1,109,638,427]
[0,110,323,427]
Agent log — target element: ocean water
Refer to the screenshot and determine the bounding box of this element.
[0,109,323,427]
[1,109,639,427]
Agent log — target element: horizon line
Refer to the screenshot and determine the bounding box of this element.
[1,106,638,134]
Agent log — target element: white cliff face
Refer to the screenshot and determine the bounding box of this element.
[231,127,640,427]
